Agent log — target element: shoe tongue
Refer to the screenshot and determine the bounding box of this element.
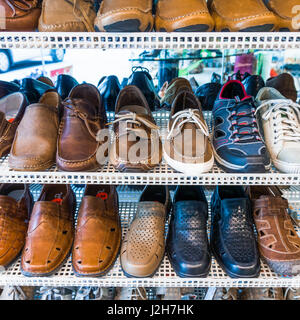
[66,98,97,118]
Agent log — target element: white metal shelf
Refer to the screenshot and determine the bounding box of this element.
[1,111,300,186]
[1,185,300,288]
[0,32,299,50]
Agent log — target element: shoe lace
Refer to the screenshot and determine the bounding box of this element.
[108,112,159,136]
[284,287,300,300]
[167,108,209,140]
[4,0,37,16]
[221,288,238,300]
[75,287,93,300]
[228,99,261,143]
[261,288,280,300]
[255,99,300,144]
[63,101,101,140]
[6,286,26,300]
[65,0,94,32]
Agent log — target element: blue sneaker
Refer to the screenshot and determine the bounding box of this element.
[212,80,270,173]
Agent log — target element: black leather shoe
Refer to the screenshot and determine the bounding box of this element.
[20,78,54,104]
[0,80,20,99]
[195,82,222,111]
[210,186,260,278]
[98,75,121,112]
[127,67,160,111]
[56,74,79,100]
[167,186,211,278]
[242,72,265,98]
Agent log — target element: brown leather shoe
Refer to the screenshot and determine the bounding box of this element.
[0,184,33,268]
[0,92,28,158]
[38,0,96,32]
[163,90,214,174]
[264,0,300,31]
[21,184,76,277]
[160,78,193,109]
[94,0,154,32]
[73,185,121,277]
[247,186,300,276]
[155,0,214,32]
[9,91,60,171]
[208,0,278,31]
[109,85,162,172]
[57,84,107,172]
[0,0,41,31]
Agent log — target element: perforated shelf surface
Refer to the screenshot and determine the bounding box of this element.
[1,185,300,288]
[0,32,299,50]
[1,112,300,186]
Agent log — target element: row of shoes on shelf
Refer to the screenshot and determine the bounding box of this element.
[0,68,299,174]
[1,0,299,32]
[0,183,300,279]
[0,286,299,300]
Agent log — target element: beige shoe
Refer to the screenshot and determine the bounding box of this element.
[121,186,170,278]
[240,288,283,300]
[95,0,154,32]
[163,91,214,174]
[38,0,96,32]
[115,288,147,300]
[256,87,300,173]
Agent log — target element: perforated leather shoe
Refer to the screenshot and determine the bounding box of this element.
[167,186,211,278]
[121,186,170,278]
[210,186,260,278]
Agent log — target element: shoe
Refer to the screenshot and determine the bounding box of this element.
[39,287,74,300]
[98,75,121,112]
[167,186,211,278]
[263,0,300,31]
[109,85,161,172]
[284,288,300,300]
[21,184,76,276]
[9,91,60,171]
[247,186,300,276]
[0,81,20,99]
[75,287,110,300]
[203,288,238,300]
[0,184,33,268]
[160,78,193,109]
[56,74,79,100]
[208,0,277,32]
[0,286,35,300]
[0,93,28,157]
[73,185,121,277]
[121,186,170,278]
[127,67,160,111]
[0,0,41,31]
[212,80,270,173]
[195,82,222,111]
[37,76,55,87]
[155,0,214,32]
[38,0,96,32]
[94,0,154,32]
[20,78,54,104]
[115,288,147,300]
[164,91,214,174]
[56,84,107,172]
[210,186,260,278]
[256,87,300,173]
[266,73,297,102]
[240,288,283,300]
[242,72,265,98]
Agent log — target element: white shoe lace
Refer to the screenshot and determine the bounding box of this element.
[166,108,209,140]
[117,287,147,300]
[284,287,300,300]
[256,99,300,144]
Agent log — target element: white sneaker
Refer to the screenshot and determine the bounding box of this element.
[75,287,110,300]
[115,287,147,300]
[0,286,27,300]
[256,87,300,173]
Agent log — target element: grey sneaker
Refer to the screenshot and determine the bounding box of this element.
[284,288,300,300]
[0,286,34,300]
[39,287,74,300]
[204,287,239,300]
[115,288,147,300]
[75,287,110,300]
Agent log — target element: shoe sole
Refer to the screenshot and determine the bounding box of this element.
[221,24,275,32]
[273,158,300,174]
[163,148,214,174]
[174,25,210,32]
[213,148,270,173]
[263,256,300,277]
[100,19,152,32]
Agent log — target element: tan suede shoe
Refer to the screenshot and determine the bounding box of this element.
[121,186,170,278]
[155,0,214,32]
[208,0,278,31]
[38,0,96,32]
[264,0,300,31]
[95,0,154,32]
